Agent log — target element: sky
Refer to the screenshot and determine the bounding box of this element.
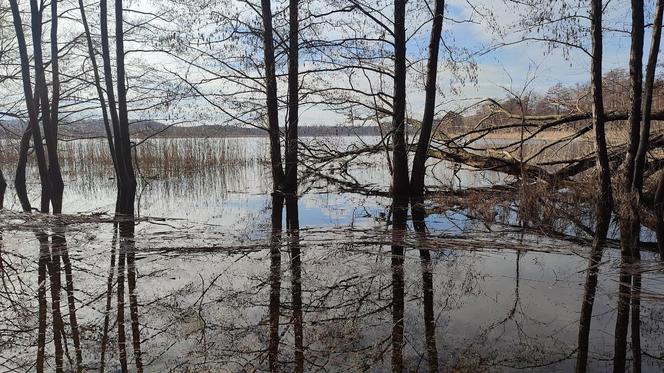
[0,0,653,127]
[291,0,648,125]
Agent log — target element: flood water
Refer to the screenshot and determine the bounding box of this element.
[0,137,663,372]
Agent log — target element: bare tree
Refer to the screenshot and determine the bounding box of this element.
[411,0,445,208]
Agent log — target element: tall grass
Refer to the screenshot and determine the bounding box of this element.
[0,138,270,179]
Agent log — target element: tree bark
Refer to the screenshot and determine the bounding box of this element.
[633,0,662,191]
[15,123,32,212]
[30,0,64,214]
[8,0,50,213]
[643,0,664,259]
[101,0,128,209]
[285,0,299,194]
[261,0,286,194]
[115,0,137,216]
[392,0,409,198]
[625,0,644,185]
[78,0,119,178]
[576,1,615,371]
[411,0,445,204]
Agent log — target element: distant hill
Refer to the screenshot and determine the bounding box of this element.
[0,119,383,139]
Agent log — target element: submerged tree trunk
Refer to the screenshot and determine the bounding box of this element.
[391,0,409,198]
[410,0,445,206]
[630,1,663,369]
[616,2,645,369]
[285,0,300,227]
[576,1,614,371]
[47,0,64,213]
[648,0,664,259]
[260,0,285,195]
[115,0,137,216]
[101,0,129,213]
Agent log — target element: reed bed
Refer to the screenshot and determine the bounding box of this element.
[0,138,270,179]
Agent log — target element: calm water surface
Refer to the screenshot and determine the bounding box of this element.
[0,137,662,372]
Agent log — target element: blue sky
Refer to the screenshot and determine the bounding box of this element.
[426,0,643,100]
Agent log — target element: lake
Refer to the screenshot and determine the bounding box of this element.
[0,137,662,372]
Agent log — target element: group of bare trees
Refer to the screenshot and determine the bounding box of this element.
[2,0,135,217]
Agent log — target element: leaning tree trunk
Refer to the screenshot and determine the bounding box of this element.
[410,0,445,209]
[392,0,409,198]
[260,0,285,195]
[78,0,118,177]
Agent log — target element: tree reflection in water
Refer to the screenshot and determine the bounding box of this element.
[0,209,664,371]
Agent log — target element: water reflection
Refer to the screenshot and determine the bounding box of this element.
[413,203,439,372]
[0,138,663,371]
[0,217,663,371]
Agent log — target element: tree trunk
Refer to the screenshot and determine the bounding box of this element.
[644,0,664,259]
[101,0,127,206]
[79,0,119,177]
[411,0,445,204]
[392,0,409,197]
[625,0,644,184]
[115,0,137,216]
[575,1,615,370]
[15,124,32,212]
[633,0,662,191]
[9,0,50,213]
[285,0,299,192]
[261,0,286,194]
[30,0,64,214]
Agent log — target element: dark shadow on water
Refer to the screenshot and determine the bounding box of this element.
[267,194,304,372]
[268,194,283,372]
[412,202,439,373]
[391,196,407,373]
